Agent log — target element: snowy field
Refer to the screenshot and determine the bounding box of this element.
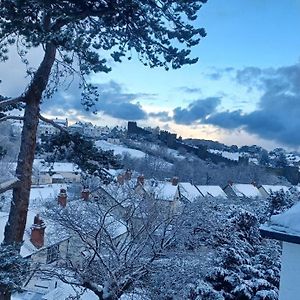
[95,140,146,158]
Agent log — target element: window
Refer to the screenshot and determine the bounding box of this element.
[46,244,60,264]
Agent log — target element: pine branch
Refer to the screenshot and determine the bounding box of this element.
[0,97,24,109]
[0,116,24,123]
[38,113,68,133]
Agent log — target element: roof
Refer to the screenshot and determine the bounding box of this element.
[260,201,300,244]
[0,210,69,258]
[196,185,227,198]
[231,184,262,198]
[144,181,178,201]
[178,183,202,202]
[33,159,80,174]
[260,185,290,194]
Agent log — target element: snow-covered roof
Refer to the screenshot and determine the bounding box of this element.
[144,181,178,201]
[0,210,69,258]
[260,185,290,195]
[260,201,300,244]
[12,273,97,300]
[231,184,261,198]
[33,159,80,174]
[29,184,67,207]
[178,183,202,202]
[196,185,228,199]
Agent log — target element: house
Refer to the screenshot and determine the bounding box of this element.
[223,183,262,199]
[195,185,227,199]
[260,202,300,299]
[143,179,181,214]
[258,185,290,198]
[0,210,69,264]
[178,182,203,203]
[32,160,81,185]
[12,271,97,300]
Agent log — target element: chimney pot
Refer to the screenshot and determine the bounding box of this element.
[171,176,179,186]
[81,186,90,201]
[58,188,67,207]
[137,174,145,186]
[30,214,46,249]
[117,174,125,185]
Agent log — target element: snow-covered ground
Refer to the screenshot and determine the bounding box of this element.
[95,140,146,158]
[208,149,240,161]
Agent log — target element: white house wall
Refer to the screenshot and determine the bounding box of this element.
[279,242,300,300]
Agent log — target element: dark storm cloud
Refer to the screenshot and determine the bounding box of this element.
[204,63,300,146]
[173,97,221,125]
[42,80,149,121]
[149,111,172,122]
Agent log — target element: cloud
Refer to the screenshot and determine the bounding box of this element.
[204,62,300,146]
[204,67,235,81]
[149,111,172,122]
[177,86,202,94]
[173,97,221,125]
[41,80,148,121]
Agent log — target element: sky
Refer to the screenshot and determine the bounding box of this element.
[2,0,300,150]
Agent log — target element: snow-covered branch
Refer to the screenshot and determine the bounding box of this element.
[0,96,24,109]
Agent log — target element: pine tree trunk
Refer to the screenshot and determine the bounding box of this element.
[3,42,56,245]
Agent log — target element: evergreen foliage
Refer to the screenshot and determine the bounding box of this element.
[39,131,122,182]
[0,245,29,295]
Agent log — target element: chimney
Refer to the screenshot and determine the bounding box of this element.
[57,188,67,207]
[171,176,179,186]
[228,180,233,186]
[117,174,125,185]
[81,186,90,201]
[124,169,132,181]
[251,181,257,187]
[30,214,46,249]
[137,175,145,186]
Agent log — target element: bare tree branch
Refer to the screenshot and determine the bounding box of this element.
[0,178,20,194]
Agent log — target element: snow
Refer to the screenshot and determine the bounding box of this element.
[268,201,300,235]
[144,181,178,201]
[95,140,146,158]
[231,184,262,198]
[0,209,69,257]
[12,274,98,300]
[33,160,79,173]
[208,149,240,161]
[178,183,202,202]
[279,242,300,300]
[196,185,228,199]
[260,185,290,195]
[30,184,67,205]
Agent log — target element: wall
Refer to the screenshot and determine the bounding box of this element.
[279,242,300,300]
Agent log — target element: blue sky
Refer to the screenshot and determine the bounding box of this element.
[2,0,300,150]
[89,0,300,150]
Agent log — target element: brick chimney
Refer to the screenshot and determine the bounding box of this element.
[171,176,179,186]
[81,186,90,201]
[137,174,145,186]
[57,188,67,207]
[30,214,46,249]
[117,174,125,185]
[124,169,132,181]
